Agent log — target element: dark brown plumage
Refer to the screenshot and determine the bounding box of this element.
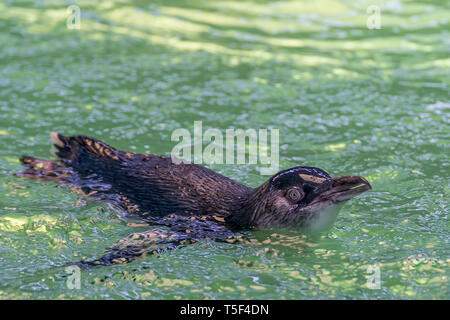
[17,132,371,267]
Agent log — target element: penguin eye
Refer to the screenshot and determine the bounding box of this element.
[286,188,305,202]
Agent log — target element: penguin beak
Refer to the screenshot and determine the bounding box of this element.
[312,176,372,204]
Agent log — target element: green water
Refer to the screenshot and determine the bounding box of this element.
[0,0,448,299]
